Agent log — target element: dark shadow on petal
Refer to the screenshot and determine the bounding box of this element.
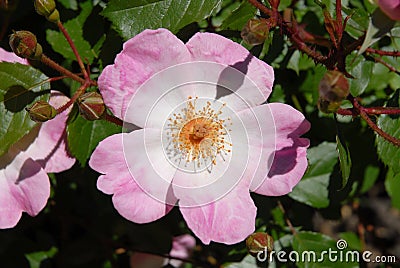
[267,118,310,178]
[216,53,252,99]
[16,158,41,184]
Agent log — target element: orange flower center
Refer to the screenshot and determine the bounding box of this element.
[165,97,232,171]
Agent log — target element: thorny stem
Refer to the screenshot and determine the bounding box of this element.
[337,106,400,116]
[370,55,400,75]
[365,48,400,57]
[353,98,400,147]
[57,20,89,81]
[247,0,400,146]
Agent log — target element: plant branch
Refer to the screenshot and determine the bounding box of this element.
[57,20,89,81]
[103,113,124,127]
[352,98,400,147]
[56,81,89,114]
[41,54,86,84]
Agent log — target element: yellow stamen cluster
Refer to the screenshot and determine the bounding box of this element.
[165,97,232,171]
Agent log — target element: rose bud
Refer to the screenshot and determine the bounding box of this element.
[318,70,349,113]
[246,232,274,257]
[241,18,270,46]
[77,92,106,121]
[34,0,59,23]
[26,100,57,122]
[9,30,43,60]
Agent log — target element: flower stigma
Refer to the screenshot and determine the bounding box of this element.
[164,96,232,173]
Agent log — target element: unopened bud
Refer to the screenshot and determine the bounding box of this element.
[241,18,270,46]
[26,100,57,122]
[34,0,59,23]
[246,232,274,257]
[77,92,105,121]
[318,70,349,113]
[9,30,43,60]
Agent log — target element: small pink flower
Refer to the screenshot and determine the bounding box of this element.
[89,29,310,244]
[377,0,400,20]
[0,48,75,228]
[130,234,196,268]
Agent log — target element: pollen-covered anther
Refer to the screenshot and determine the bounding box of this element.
[166,97,232,169]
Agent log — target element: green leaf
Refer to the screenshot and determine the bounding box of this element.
[385,169,400,210]
[358,8,395,55]
[102,0,222,40]
[359,165,379,194]
[67,114,121,166]
[376,89,400,174]
[0,62,50,156]
[347,53,374,96]
[219,1,256,31]
[46,1,96,63]
[287,50,315,76]
[292,231,358,268]
[25,247,58,268]
[289,142,338,208]
[336,133,351,189]
[58,0,78,10]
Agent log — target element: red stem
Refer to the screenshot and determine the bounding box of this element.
[337,106,400,116]
[56,82,89,114]
[353,99,400,147]
[57,20,89,81]
[335,0,343,43]
[247,0,272,16]
[365,48,400,57]
[103,113,124,126]
[41,54,86,84]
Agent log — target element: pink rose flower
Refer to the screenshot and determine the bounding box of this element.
[89,29,310,244]
[0,48,75,228]
[130,234,196,268]
[377,0,400,20]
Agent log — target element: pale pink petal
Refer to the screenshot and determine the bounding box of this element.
[252,103,310,196]
[179,181,256,245]
[378,0,400,20]
[98,29,191,121]
[123,129,178,206]
[0,48,28,64]
[22,92,75,173]
[89,133,174,223]
[124,72,216,129]
[165,234,196,267]
[186,32,274,109]
[0,150,50,229]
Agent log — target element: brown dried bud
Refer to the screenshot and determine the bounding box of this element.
[9,30,43,60]
[34,0,59,23]
[241,18,270,46]
[318,70,349,113]
[77,92,105,121]
[246,232,274,257]
[26,100,57,122]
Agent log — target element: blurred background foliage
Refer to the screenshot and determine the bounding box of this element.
[0,0,399,267]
